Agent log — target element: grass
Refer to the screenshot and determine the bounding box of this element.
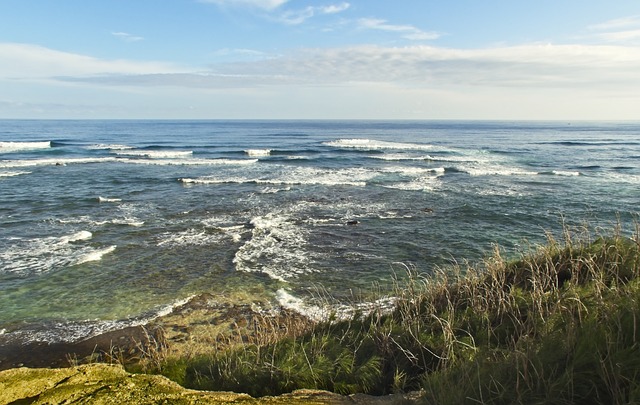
[136,222,640,404]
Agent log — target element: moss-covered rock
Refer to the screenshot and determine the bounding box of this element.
[0,363,419,404]
[0,363,348,404]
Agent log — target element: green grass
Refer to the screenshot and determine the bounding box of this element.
[143,223,640,404]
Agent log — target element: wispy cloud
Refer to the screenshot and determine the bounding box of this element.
[32,43,640,93]
[589,15,640,31]
[274,2,350,25]
[199,0,289,11]
[111,32,145,42]
[4,41,640,119]
[319,3,350,14]
[0,42,185,79]
[588,15,640,43]
[358,18,440,41]
[213,48,266,57]
[201,0,349,25]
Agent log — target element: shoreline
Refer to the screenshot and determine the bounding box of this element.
[0,292,313,372]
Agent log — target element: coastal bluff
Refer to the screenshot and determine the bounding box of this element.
[0,363,419,404]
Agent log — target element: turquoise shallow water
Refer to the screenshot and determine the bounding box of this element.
[1,120,639,343]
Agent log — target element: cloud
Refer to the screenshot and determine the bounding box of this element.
[4,42,640,119]
[595,29,640,42]
[319,3,350,14]
[0,42,186,79]
[111,32,145,42]
[38,43,640,94]
[589,15,640,31]
[199,0,289,10]
[588,15,640,43]
[277,3,350,25]
[213,48,267,57]
[358,18,440,41]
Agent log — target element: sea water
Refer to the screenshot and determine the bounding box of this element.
[1,120,639,343]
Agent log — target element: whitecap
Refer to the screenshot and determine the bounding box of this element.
[113,150,193,159]
[0,141,51,152]
[380,166,445,176]
[323,138,433,151]
[129,158,257,166]
[459,164,538,177]
[244,149,272,157]
[181,166,374,187]
[552,170,580,177]
[370,154,430,161]
[111,218,145,227]
[86,144,133,151]
[260,186,291,194]
[0,171,31,178]
[0,157,118,168]
[98,196,122,203]
[76,245,116,264]
[62,231,93,243]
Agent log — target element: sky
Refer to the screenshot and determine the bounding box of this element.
[1,0,640,120]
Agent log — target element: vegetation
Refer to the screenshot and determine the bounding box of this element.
[136,223,640,404]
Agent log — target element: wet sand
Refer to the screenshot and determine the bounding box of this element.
[0,325,162,371]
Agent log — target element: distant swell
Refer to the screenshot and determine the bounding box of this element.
[324,139,433,151]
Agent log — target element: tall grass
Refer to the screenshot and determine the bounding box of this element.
[149,223,640,404]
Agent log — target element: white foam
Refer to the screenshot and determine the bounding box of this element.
[153,295,196,318]
[324,139,433,151]
[98,196,122,203]
[552,170,580,176]
[0,171,31,178]
[181,166,375,187]
[113,150,193,159]
[601,172,640,184]
[62,230,93,243]
[76,245,116,264]
[1,295,197,344]
[112,218,145,227]
[86,144,133,150]
[276,289,397,322]
[380,166,445,176]
[157,229,223,248]
[129,158,258,166]
[276,289,328,321]
[459,164,538,177]
[245,149,272,157]
[0,157,118,168]
[383,176,441,192]
[233,213,314,282]
[0,141,51,152]
[0,230,121,275]
[370,154,430,161]
[260,186,291,194]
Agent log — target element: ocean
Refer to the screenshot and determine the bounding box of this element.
[1,120,639,344]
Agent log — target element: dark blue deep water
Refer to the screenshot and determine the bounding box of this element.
[1,120,639,343]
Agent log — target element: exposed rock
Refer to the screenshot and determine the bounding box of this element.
[0,364,421,404]
[0,364,348,404]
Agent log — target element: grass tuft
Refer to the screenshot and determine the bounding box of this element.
[144,222,640,403]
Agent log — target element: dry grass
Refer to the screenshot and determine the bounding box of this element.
[134,222,640,404]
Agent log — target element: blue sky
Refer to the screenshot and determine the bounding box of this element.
[1,0,640,119]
